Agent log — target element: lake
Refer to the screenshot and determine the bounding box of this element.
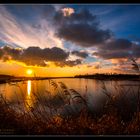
[0,78,139,118]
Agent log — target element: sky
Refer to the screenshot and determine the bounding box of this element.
[0,4,140,77]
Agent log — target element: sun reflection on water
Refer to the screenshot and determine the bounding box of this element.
[27,80,31,96]
[25,80,34,111]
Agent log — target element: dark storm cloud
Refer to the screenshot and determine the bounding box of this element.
[20,47,69,66]
[92,39,140,59]
[52,7,140,61]
[131,44,140,58]
[101,39,132,51]
[0,46,73,66]
[55,59,82,67]
[2,5,140,66]
[71,51,88,58]
[93,50,131,59]
[22,46,69,62]
[0,46,21,60]
[52,7,140,62]
[53,8,112,47]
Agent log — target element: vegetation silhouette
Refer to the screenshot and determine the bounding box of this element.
[75,73,140,81]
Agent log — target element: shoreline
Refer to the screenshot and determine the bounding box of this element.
[0,73,140,84]
[0,77,140,85]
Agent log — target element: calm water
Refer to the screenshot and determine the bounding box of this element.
[0,78,139,117]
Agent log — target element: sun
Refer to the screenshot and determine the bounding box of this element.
[26,69,33,75]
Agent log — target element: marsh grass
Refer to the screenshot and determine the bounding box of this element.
[0,77,140,135]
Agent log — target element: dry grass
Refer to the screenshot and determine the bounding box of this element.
[0,76,140,135]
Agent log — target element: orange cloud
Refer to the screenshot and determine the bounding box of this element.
[61,7,75,16]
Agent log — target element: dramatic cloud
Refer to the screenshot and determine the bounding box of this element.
[0,46,72,66]
[132,44,140,58]
[0,46,21,61]
[22,46,69,61]
[71,51,88,58]
[55,59,82,67]
[0,46,85,67]
[93,39,138,59]
[54,8,112,47]
[1,5,140,74]
[61,7,75,16]
[101,39,132,51]
[2,6,108,49]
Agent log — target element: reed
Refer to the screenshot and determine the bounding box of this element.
[0,78,140,135]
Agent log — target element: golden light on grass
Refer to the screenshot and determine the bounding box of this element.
[26,69,33,75]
